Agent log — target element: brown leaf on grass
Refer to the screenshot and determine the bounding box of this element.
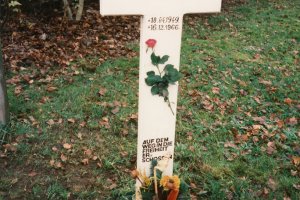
[190,183,197,189]
[46,86,57,92]
[67,118,75,123]
[284,98,293,105]
[28,171,37,177]
[252,136,259,143]
[11,178,18,185]
[3,144,17,152]
[55,162,63,169]
[290,170,298,176]
[77,132,83,140]
[111,106,120,115]
[129,113,138,121]
[98,87,107,96]
[267,178,277,191]
[212,87,220,94]
[79,121,87,127]
[84,149,92,157]
[47,119,55,126]
[292,156,300,166]
[240,134,249,142]
[259,79,272,86]
[99,117,110,128]
[252,116,267,124]
[14,86,22,95]
[224,141,238,149]
[189,146,195,152]
[40,96,49,104]
[276,120,284,128]
[286,117,297,126]
[63,143,72,150]
[202,99,214,111]
[92,156,98,161]
[252,124,262,130]
[253,53,261,60]
[121,129,129,137]
[60,154,67,162]
[267,142,276,155]
[97,162,102,168]
[49,160,55,166]
[52,146,58,152]
[109,183,117,190]
[82,158,89,165]
[120,151,128,157]
[253,96,261,104]
[293,184,300,190]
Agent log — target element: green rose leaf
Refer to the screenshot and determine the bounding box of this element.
[147,71,155,76]
[151,52,160,66]
[145,74,162,86]
[164,65,182,83]
[151,85,160,95]
[159,55,169,64]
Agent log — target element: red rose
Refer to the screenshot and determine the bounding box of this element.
[145,39,157,48]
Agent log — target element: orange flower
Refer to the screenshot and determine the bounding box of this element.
[160,175,180,190]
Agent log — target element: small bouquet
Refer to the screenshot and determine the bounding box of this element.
[131,160,190,200]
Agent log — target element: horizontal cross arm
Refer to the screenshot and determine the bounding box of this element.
[100,0,222,16]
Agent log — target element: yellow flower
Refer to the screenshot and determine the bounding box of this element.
[160,175,180,190]
[140,170,152,187]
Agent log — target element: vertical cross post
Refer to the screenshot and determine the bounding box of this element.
[100,0,222,189]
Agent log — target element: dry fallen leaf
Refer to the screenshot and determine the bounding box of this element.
[212,87,220,94]
[67,118,75,123]
[111,106,120,115]
[28,171,37,177]
[3,144,17,152]
[84,149,92,157]
[284,98,293,105]
[63,143,72,150]
[190,182,197,189]
[224,141,238,149]
[286,117,298,126]
[82,158,89,165]
[52,146,58,152]
[98,87,107,96]
[293,184,300,190]
[99,117,110,128]
[267,178,277,191]
[47,119,55,126]
[109,183,117,190]
[49,159,55,166]
[46,86,57,92]
[253,116,267,124]
[120,151,128,157]
[61,154,67,162]
[292,156,300,166]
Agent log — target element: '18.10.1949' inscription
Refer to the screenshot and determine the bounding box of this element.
[147,16,181,31]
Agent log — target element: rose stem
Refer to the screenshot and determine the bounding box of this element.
[167,98,175,116]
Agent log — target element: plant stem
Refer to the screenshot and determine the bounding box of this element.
[167,98,175,116]
[155,65,162,76]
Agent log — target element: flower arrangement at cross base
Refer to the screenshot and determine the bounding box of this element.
[131,160,190,200]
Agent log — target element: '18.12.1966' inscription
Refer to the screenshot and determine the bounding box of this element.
[147,16,181,31]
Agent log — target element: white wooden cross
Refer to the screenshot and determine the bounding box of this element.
[100,0,221,184]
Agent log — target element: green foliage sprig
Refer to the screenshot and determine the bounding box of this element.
[145,50,182,115]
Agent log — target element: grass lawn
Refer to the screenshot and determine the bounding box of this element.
[1,0,299,199]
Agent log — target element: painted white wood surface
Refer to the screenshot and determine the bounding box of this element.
[100,0,222,178]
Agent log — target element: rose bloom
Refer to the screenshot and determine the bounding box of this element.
[145,39,157,48]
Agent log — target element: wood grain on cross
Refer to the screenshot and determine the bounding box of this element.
[100,0,222,177]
